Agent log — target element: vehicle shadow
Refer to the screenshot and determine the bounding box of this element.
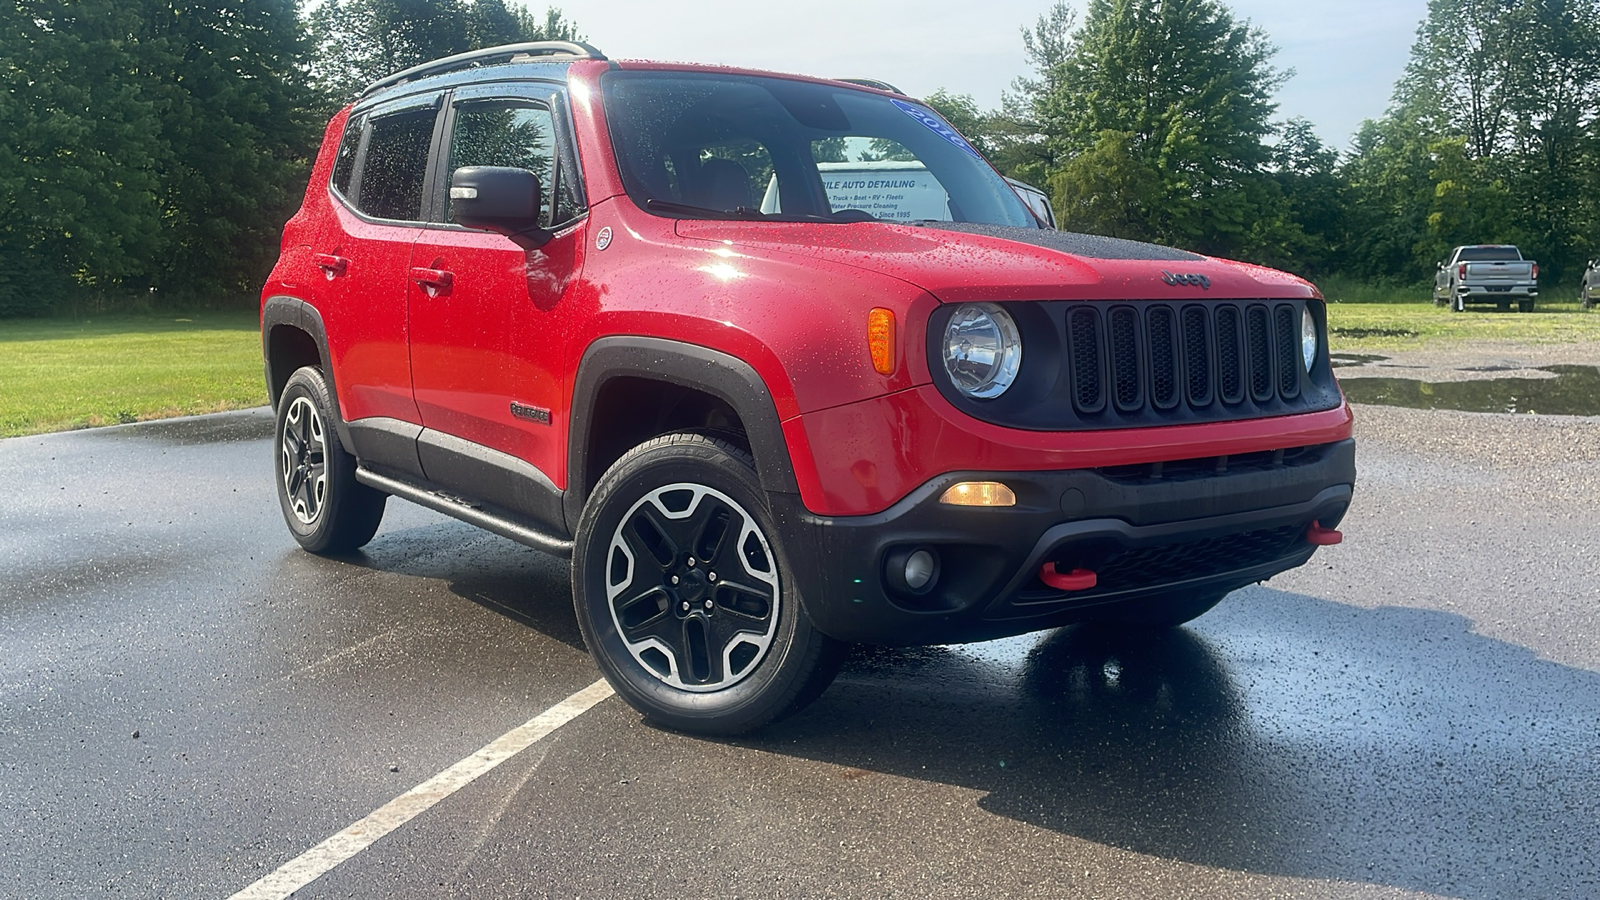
[748,587,1600,900]
[330,520,587,653]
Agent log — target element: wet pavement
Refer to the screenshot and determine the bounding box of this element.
[1334,352,1600,416]
[2,407,1597,899]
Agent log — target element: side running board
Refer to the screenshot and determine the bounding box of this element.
[355,467,574,557]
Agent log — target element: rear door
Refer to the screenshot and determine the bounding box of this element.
[407,83,587,506]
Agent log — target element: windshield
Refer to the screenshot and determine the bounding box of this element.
[600,71,1038,227]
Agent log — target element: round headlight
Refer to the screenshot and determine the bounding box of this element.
[1301,306,1318,372]
[943,303,1022,399]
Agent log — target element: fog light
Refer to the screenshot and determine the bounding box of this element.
[903,549,937,591]
[939,481,1016,507]
[885,546,941,596]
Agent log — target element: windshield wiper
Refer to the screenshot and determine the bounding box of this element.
[644,199,766,220]
[643,198,845,224]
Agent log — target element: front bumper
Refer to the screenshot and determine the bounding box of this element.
[770,439,1355,645]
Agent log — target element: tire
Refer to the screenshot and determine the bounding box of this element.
[572,432,845,735]
[1453,294,1466,312]
[273,366,386,554]
[1518,299,1535,313]
[1584,292,1594,311]
[1084,589,1229,629]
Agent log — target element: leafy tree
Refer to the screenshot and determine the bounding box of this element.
[1015,0,1289,258]
[139,0,322,300]
[0,0,321,315]
[0,0,166,314]
[1045,130,1162,240]
[989,2,1077,186]
[1267,117,1346,275]
[1349,0,1600,284]
[307,1,585,104]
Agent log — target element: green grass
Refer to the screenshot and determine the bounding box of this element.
[1325,299,1600,352]
[0,312,267,438]
[2,295,1596,439]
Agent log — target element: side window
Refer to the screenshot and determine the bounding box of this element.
[357,107,435,222]
[330,112,365,198]
[446,100,556,226]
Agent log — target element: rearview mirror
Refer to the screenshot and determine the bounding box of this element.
[450,166,550,250]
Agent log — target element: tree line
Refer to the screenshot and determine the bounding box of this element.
[960,0,1600,288]
[0,0,579,316]
[2,0,1596,317]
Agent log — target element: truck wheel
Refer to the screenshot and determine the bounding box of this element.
[1452,294,1466,312]
[274,366,386,553]
[572,433,845,735]
[1584,293,1594,311]
[1518,299,1535,313]
[1086,589,1228,629]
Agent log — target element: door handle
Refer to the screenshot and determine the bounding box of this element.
[314,253,349,279]
[410,267,454,295]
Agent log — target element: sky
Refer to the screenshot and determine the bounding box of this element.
[567,0,1431,150]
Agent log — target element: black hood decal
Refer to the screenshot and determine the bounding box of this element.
[917,222,1205,262]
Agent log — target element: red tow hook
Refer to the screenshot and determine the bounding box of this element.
[1306,520,1343,546]
[1040,562,1097,591]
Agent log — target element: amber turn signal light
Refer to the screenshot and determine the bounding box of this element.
[938,481,1017,507]
[868,307,896,375]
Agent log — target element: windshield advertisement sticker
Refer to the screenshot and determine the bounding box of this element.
[891,99,982,159]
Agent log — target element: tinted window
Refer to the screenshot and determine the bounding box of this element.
[1458,247,1523,262]
[357,107,435,221]
[331,112,365,198]
[446,100,555,225]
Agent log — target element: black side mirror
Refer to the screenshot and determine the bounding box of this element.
[450,166,551,250]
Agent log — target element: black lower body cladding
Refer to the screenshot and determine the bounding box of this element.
[771,440,1356,645]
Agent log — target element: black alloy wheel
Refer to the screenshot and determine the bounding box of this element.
[273,366,386,553]
[572,433,844,734]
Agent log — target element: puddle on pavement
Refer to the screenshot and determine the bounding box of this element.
[1339,364,1600,416]
[1330,353,1391,367]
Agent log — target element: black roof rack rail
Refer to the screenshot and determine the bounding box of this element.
[835,77,905,95]
[361,41,607,99]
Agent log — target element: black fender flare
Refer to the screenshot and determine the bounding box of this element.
[564,336,801,534]
[261,295,354,447]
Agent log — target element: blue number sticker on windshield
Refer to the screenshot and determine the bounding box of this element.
[891,99,982,159]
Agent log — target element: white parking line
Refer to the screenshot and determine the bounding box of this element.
[227,678,615,900]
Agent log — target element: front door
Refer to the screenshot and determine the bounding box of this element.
[407,84,587,499]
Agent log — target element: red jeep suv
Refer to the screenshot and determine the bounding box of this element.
[262,42,1355,734]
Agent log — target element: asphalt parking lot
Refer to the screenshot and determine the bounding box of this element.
[2,387,1597,898]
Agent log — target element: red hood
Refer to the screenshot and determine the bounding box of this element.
[674,220,1317,303]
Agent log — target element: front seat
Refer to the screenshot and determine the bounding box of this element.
[693,158,753,211]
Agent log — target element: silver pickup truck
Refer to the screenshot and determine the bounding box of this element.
[1582,258,1598,311]
[1433,245,1539,312]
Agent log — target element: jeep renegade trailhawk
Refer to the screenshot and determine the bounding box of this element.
[262,42,1356,734]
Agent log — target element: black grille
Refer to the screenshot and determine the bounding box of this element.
[1147,306,1180,410]
[1033,524,1306,599]
[1181,305,1210,405]
[1108,307,1141,410]
[1275,305,1301,399]
[1068,301,1310,422]
[1215,305,1243,404]
[1247,305,1272,401]
[1068,307,1104,412]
